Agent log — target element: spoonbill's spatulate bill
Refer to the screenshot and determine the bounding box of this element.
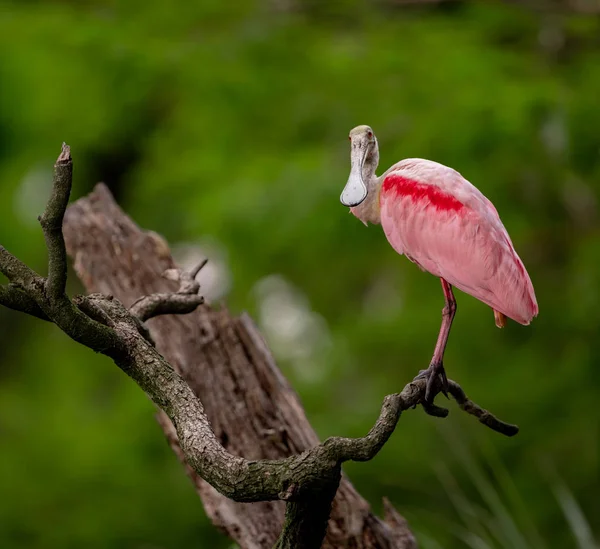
[341,125,538,401]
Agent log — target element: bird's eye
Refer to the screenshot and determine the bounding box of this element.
[348,135,351,141]
[367,130,373,139]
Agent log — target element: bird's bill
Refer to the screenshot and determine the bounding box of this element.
[340,146,368,207]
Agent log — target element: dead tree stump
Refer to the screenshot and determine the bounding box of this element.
[63,183,416,549]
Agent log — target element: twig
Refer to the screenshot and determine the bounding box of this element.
[189,258,208,279]
[129,264,205,322]
[130,293,204,322]
[448,380,519,436]
[39,143,72,301]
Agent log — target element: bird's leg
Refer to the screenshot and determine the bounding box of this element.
[414,278,457,402]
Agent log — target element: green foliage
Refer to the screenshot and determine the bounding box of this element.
[0,1,598,547]
[430,428,598,549]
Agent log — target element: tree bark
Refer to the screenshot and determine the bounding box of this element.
[63,183,417,549]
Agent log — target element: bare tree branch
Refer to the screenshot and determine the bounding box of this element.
[129,267,205,322]
[448,380,519,436]
[1,146,125,357]
[0,144,519,549]
[130,292,205,322]
[189,258,209,280]
[0,284,49,320]
[39,143,72,302]
[0,245,45,292]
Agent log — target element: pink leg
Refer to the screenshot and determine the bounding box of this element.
[432,278,457,366]
[415,278,457,402]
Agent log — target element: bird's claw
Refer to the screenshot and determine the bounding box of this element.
[414,362,449,403]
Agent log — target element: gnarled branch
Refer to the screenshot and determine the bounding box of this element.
[0,283,49,321]
[1,144,519,549]
[129,264,206,322]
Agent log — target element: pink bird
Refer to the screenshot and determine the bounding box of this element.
[340,125,538,401]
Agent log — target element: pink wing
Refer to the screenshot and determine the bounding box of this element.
[379,159,538,325]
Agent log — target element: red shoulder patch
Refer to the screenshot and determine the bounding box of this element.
[382,174,464,212]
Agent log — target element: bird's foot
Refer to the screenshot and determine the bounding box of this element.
[414,361,449,403]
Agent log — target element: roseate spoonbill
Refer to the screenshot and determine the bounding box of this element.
[340,125,538,401]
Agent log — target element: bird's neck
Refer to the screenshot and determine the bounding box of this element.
[350,146,381,226]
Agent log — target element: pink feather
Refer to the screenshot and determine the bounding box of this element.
[378,159,538,325]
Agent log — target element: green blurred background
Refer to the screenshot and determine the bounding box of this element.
[0,1,598,548]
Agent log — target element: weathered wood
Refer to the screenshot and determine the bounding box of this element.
[63,183,416,549]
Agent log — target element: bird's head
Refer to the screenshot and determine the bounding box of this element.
[340,125,378,207]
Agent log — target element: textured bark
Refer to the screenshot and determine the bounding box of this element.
[63,183,416,549]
